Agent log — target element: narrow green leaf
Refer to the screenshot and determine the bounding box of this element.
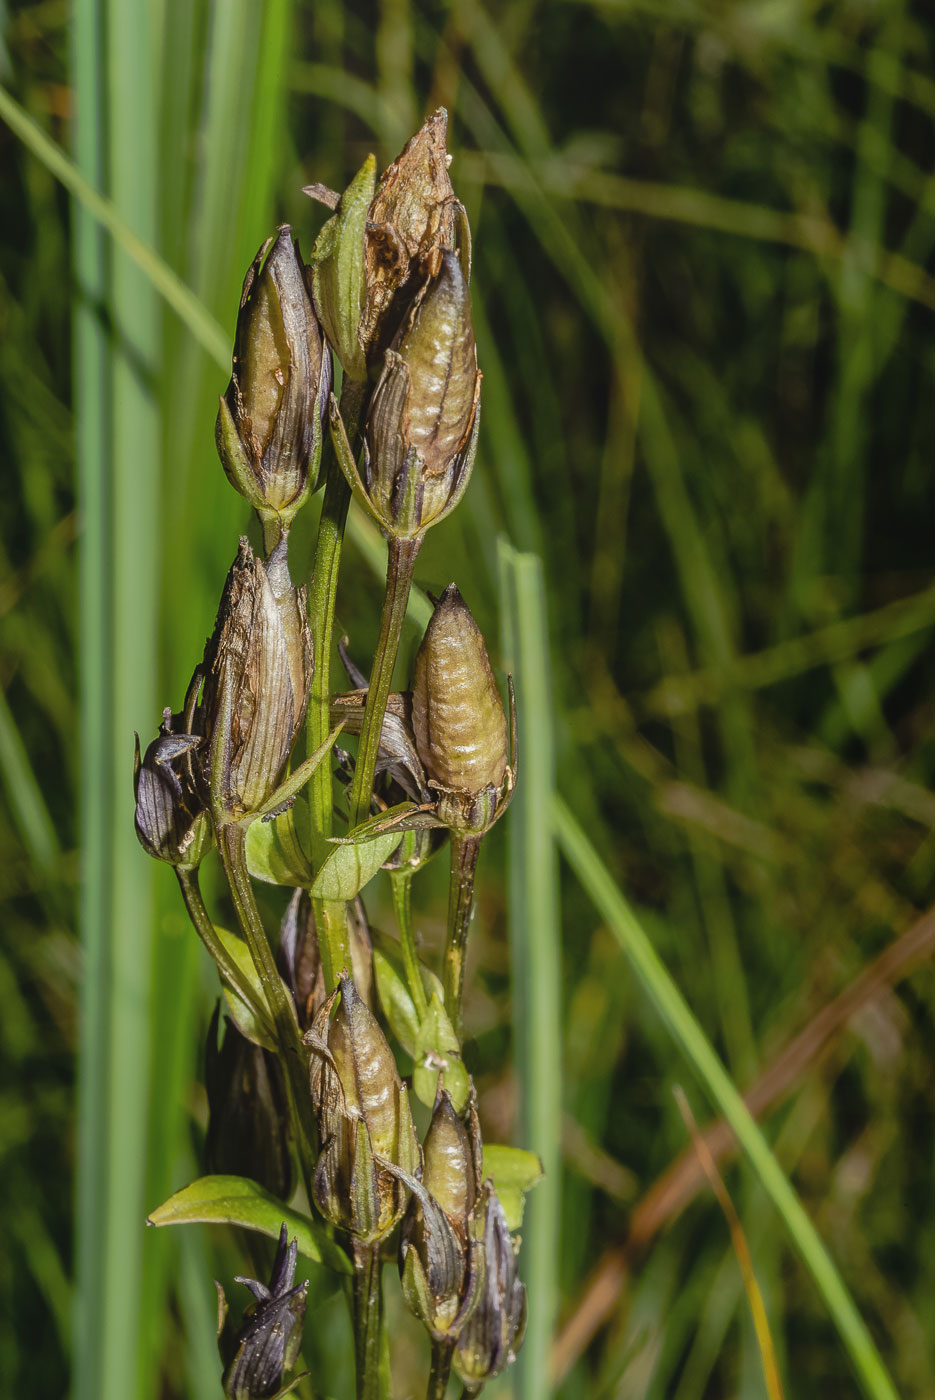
[552,795,901,1400]
[147,1175,351,1275]
[499,541,561,1400]
[310,831,402,900]
[372,946,421,1057]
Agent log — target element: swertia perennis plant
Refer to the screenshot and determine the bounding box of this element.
[138,110,541,1400]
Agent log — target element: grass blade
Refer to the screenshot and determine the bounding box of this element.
[499,541,561,1400]
[551,795,899,1400]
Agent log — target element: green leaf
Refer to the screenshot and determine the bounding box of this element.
[221,985,276,1053]
[413,994,469,1113]
[372,932,444,1058]
[311,154,375,381]
[482,1145,545,1232]
[310,831,402,900]
[246,805,314,886]
[372,946,421,1057]
[146,1175,351,1275]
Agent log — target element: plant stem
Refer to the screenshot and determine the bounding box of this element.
[443,832,482,1039]
[426,1339,454,1399]
[175,865,269,1029]
[351,1239,385,1400]
[347,534,422,830]
[313,894,351,992]
[217,820,316,1201]
[390,869,429,1021]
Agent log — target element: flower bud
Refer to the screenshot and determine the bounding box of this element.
[204,1004,294,1202]
[134,674,213,869]
[216,227,331,528]
[305,973,420,1243]
[361,250,481,538]
[200,538,312,819]
[453,1186,527,1390]
[217,1223,308,1399]
[278,889,373,1030]
[400,1090,486,1341]
[411,585,513,832]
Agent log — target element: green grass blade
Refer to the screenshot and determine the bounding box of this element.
[551,795,899,1400]
[0,685,59,876]
[499,541,561,1400]
[70,1,111,1394]
[0,82,229,366]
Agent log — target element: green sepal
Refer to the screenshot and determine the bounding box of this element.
[146,1174,352,1274]
[311,829,402,900]
[414,993,469,1112]
[311,155,375,382]
[400,1242,434,1330]
[216,392,267,513]
[480,1145,544,1231]
[328,801,442,842]
[328,392,388,530]
[349,1118,381,1241]
[396,1081,421,1178]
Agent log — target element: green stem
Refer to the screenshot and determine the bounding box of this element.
[442,832,482,1039]
[347,534,422,830]
[426,1339,454,1400]
[390,869,428,1021]
[175,866,269,1030]
[306,379,367,992]
[216,821,316,1202]
[351,1239,385,1400]
[313,894,351,993]
[306,374,368,846]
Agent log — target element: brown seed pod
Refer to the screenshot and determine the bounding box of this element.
[412,584,508,799]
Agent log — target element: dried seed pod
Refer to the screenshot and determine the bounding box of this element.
[204,1004,294,1202]
[217,1223,308,1399]
[411,585,513,833]
[361,250,481,538]
[305,974,420,1243]
[453,1185,527,1390]
[216,227,330,528]
[133,673,212,869]
[399,1090,486,1341]
[200,537,312,819]
[360,107,464,356]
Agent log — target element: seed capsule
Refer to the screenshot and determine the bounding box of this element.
[133,673,212,869]
[204,1004,293,1202]
[217,1223,308,1399]
[360,107,463,356]
[411,585,512,832]
[216,228,330,528]
[362,251,481,538]
[399,1090,486,1341]
[305,974,420,1243]
[453,1185,527,1390]
[200,538,312,819]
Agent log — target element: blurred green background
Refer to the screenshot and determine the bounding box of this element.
[1,0,933,1396]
